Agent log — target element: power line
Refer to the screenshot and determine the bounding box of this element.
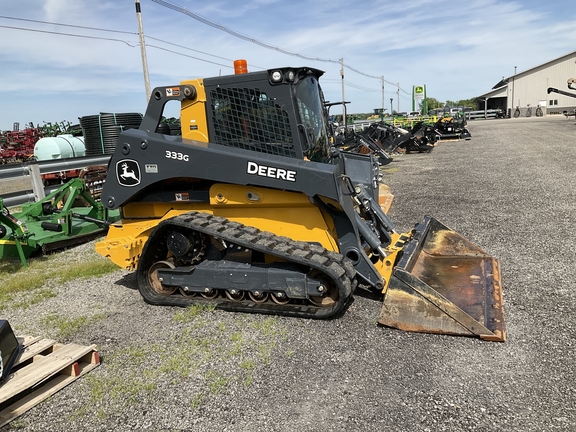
[0,24,137,46]
[0,15,135,35]
[150,0,405,88]
[146,44,231,68]
[0,17,276,78]
[0,12,411,99]
[0,15,243,66]
[345,82,380,92]
[150,0,340,65]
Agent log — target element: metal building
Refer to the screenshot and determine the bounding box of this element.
[476,50,576,116]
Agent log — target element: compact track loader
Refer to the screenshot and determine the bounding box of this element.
[96,62,505,341]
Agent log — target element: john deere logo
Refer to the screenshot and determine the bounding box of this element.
[116,159,141,187]
[415,86,424,94]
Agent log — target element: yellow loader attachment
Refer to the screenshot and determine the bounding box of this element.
[380,216,506,341]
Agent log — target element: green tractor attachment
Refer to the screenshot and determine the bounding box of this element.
[0,178,120,266]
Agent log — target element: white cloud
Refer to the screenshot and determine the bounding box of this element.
[0,0,575,128]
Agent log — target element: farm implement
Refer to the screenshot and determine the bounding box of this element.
[0,178,120,266]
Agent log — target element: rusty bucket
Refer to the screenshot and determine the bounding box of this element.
[379,216,506,342]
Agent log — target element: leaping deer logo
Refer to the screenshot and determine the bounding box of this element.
[120,162,138,181]
[116,160,140,186]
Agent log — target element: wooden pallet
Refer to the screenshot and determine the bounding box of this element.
[0,336,100,427]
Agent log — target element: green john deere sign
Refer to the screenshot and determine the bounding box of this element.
[412,85,427,112]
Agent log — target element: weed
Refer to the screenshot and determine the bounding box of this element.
[10,288,57,310]
[173,303,216,323]
[205,370,228,394]
[190,393,204,409]
[41,314,87,338]
[57,260,119,282]
[239,359,255,370]
[71,307,287,423]
[381,166,401,174]
[230,331,243,342]
[258,343,276,364]
[0,247,120,310]
[41,312,106,338]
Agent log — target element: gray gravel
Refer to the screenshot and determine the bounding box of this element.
[2,115,575,431]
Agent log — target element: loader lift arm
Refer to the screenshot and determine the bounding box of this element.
[547,87,576,99]
[547,78,576,99]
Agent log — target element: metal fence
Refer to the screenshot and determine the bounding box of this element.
[0,155,111,207]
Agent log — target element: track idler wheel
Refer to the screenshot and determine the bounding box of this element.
[148,260,177,296]
[308,271,339,307]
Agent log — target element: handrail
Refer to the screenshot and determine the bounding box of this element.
[0,155,111,207]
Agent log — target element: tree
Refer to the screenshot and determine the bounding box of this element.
[445,99,478,110]
[425,97,443,110]
[455,98,478,110]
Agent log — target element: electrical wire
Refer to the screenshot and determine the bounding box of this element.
[150,0,405,89]
[0,24,137,46]
[0,14,275,72]
[0,11,410,97]
[150,0,339,64]
[146,44,232,68]
[0,15,135,35]
[0,15,247,66]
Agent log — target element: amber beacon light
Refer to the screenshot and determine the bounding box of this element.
[234,59,248,74]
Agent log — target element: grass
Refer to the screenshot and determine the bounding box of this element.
[41,312,106,338]
[0,244,120,310]
[71,307,289,421]
[0,242,293,421]
[173,303,216,322]
[381,165,401,175]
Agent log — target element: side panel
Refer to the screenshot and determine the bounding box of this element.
[96,185,339,270]
[102,128,340,210]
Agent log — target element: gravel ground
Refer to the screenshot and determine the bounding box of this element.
[2,115,575,431]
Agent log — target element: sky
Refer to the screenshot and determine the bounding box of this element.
[0,0,575,131]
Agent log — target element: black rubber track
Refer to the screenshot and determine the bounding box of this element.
[136,211,357,319]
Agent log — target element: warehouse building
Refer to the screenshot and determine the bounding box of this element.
[476,50,576,116]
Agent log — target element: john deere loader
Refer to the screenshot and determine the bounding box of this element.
[96,61,505,341]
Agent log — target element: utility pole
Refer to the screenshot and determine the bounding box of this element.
[390,98,393,115]
[397,83,400,113]
[135,0,151,101]
[381,76,385,119]
[340,58,347,127]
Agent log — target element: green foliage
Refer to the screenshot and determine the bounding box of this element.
[425,97,443,110]
[445,99,478,110]
[41,312,106,338]
[0,246,121,310]
[57,260,120,282]
[173,303,216,322]
[73,312,288,420]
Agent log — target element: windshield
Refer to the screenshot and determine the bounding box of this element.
[295,75,330,161]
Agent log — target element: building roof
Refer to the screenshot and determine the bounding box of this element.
[476,49,576,99]
[476,85,508,100]
[491,49,576,90]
